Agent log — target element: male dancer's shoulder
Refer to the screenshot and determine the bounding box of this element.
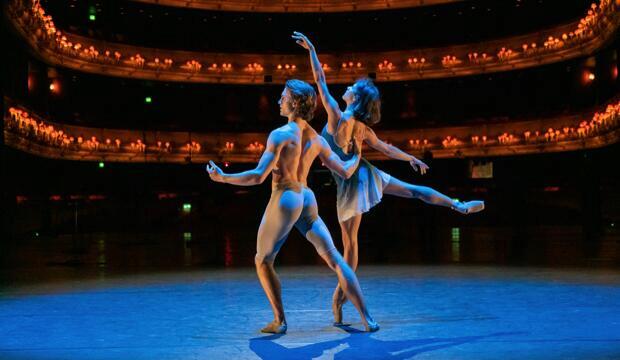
[302,123,319,139]
[268,126,296,146]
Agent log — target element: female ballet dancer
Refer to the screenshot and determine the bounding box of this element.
[207,79,379,333]
[292,32,485,325]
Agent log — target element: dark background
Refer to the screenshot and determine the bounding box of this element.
[1,0,619,283]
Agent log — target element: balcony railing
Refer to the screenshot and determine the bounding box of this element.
[8,0,619,84]
[5,98,619,163]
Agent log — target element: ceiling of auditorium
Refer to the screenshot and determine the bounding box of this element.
[41,0,590,53]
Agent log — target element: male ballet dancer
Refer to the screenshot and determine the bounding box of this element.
[207,79,379,333]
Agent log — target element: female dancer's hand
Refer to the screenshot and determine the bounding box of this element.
[206,160,225,182]
[409,157,429,175]
[292,31,314,51]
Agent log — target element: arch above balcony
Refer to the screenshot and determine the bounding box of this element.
[127,0,467,13]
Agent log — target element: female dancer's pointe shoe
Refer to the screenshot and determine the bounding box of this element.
[260,321,287,334]
[452,200,485,214]
[365,320,380,333]
[332,299,344,326]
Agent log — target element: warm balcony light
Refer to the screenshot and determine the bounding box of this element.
[246,63,264,72]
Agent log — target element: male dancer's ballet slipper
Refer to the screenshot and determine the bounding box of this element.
[260,321,287,334]
[452,200,485,214]
[365,321,380,333]
[333,322,353,327]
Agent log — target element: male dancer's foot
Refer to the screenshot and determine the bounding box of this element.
[260,320,287,334]
[334,309,379,332]
[364,318,380,333]
[452,200,485,214]
[332,295,379,332]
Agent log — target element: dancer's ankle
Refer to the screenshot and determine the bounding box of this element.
[450,199,460,210]
[363,316,380,332]
[261,320,287,334]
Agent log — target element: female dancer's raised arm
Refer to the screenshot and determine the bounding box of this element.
[292,32,342,134]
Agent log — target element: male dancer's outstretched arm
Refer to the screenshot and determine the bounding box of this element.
[292,31,341,134]
[207,132,282,185]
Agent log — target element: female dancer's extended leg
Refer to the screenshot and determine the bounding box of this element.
[332,175,484,323]
[383,176,484,214]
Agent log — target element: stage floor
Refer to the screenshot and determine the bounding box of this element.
[1,265,619,359]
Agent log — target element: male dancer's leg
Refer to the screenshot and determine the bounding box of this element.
[296,189,378,332]
[255,188,303,334]
[303,217,378,332]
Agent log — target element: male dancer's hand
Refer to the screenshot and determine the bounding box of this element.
[409,157,429,175]
[206,160,225,183]
[292,31,314,51]
[351,136,363,156]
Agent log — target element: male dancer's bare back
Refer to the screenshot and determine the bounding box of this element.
[268,124,302,186]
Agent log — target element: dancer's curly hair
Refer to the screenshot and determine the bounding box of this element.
[351,78,381,126]
[285,79,317,122]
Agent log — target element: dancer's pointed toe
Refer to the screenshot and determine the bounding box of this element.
[332,299,344,325]
[453,200,485,214]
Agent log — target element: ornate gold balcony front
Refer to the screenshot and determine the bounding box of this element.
[8,0,619,84]
[5,98,619,163]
